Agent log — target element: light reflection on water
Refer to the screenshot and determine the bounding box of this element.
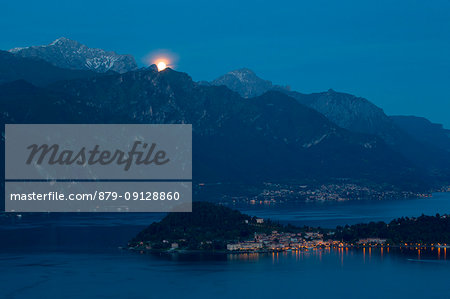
[2,247,449,299]
[0,193,449,297]
[146,246,449,265]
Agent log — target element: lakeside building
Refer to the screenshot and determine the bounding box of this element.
[227,242,262,251]
[227,231,333,252]
[357,238,387,245]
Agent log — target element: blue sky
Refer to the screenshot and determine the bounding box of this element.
[1,0,450,127]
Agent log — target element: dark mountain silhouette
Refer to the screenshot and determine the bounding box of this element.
[391,115,450,153]
[0,53,442,191]
[211,68,289,98]
[212,69,450,182]
[45,67,424,189]
[289,90,450,178]
[0,80,99,123]
[0,50,102,87]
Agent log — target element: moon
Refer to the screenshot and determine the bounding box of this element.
[157,61,167,71]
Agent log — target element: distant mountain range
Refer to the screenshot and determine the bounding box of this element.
[1,39,449,192]
[391,115,450,153]
[1,66,420,189]
[0,50,101,86]
[9,37,137,73]
[209,69,404,140]
[210,68,289,98]
[210,69,450,182]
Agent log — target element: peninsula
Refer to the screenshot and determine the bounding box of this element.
[129,202,450,253]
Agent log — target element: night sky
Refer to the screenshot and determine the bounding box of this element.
[2,0,449,127]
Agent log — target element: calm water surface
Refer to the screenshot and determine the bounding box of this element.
[235,192,450,227]
[0,248,449,298]
[1,193,449,298]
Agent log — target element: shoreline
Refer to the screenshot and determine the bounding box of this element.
[128,244,450,255]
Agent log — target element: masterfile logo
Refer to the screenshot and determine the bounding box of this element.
[25,141,170,171]
[6,124,191,180]
[4,124,192,212]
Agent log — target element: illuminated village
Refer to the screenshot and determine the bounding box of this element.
[128,204,450,254]
[226,218,387,252]
[226,229,449,253]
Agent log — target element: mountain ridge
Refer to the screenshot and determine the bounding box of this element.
[210,68,450,181]
[44,67,424,189]
[9,37,137,74]
[391,115,450,153]
[0,49,443,190]
[211,68,289,98]
[0,50,104,86]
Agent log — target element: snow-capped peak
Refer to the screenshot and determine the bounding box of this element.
[9,37,138,73]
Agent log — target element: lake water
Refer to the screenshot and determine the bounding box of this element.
[235,192,450,228]
[0,248,449,298]
[1,193,450,298]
